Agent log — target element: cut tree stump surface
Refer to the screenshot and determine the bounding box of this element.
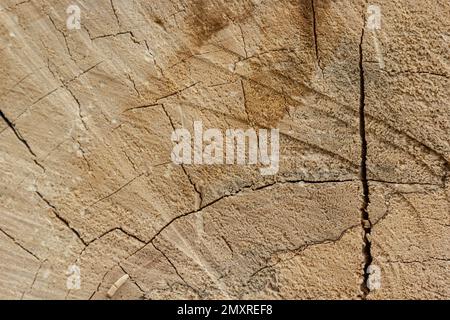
[0,0,448,299]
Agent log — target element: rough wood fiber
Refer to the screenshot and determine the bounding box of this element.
[0,0,448,299]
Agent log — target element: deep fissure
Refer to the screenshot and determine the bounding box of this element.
[359,25,373,297]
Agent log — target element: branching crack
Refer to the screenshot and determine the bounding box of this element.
[46,59,103,132]
[21,259,45,299]
[96,226,146,246]
[69,226,145,299]
[152,242,200,296]
[248,224,360,279]
[89,179,362,298]
[161,103,203,208]
[74,226,146,268]
[118,263,146,298]
[124,178,356,265]
[47,15,76,63]
[143,40,164,76]
[35,190,87,246]
[89,268,110,300]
